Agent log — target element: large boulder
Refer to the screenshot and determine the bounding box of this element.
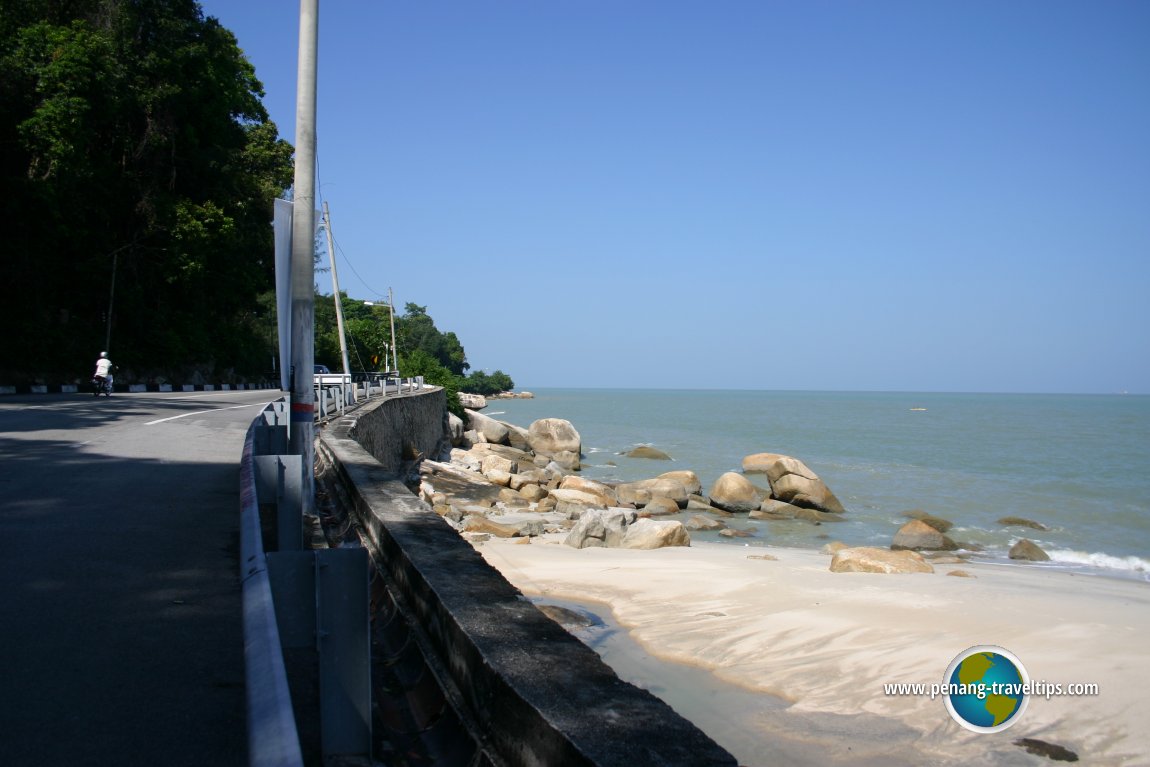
[742,453,846,513]
[1009,539,1051,561]
[708,472,760,513]
[615,477,689,508]
[658,470,702,496]
[528,418,581,458]
[447,412,465,446]
[549,450,581,472]
[501,421,533,451]
[564,508,637,549]
[639,497,680,517]
[462,514,543,538]
[465,409,510,445]
[891,519,958,551]
[626,445,673,460]
[559,476,618,507]
[552,488,610,509]
[751,499,802,520]
[902,510,954,533]
[480,454,517,477]
[830,547,935,574]
[458,393,487,410]
[621,519,691,550]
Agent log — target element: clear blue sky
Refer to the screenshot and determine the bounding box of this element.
[198,0,1149,394]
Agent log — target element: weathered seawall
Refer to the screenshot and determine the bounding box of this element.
[316,389,736,767]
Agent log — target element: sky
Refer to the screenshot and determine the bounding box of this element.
[197,0,1149,394]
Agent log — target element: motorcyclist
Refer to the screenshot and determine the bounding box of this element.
[93,351,114,394]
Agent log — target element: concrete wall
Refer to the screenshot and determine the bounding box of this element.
[341,388,450,476]
[318,391,736,767]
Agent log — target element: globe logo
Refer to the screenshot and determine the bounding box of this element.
[943,645,1030,732]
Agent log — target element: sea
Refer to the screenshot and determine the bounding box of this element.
[484,388,1150,581]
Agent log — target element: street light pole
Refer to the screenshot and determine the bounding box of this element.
[289,0,318,513]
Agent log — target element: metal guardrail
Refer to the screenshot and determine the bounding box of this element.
[241,398,372,764]
[239,406,305,767]
[313,374,425,421]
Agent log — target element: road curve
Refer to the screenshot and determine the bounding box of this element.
[0,389,279,767]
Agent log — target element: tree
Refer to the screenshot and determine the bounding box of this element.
[1,0,293,384]
[462,369,515,396]
[399,349,465,420]
[394,303,469,376]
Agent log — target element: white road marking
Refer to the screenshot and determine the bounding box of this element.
[145,403,262,425]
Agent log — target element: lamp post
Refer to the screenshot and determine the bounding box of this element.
[363,300,396,374]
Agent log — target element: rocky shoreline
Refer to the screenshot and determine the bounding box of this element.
[421,407,1055,572]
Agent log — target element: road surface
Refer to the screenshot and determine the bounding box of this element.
[0,389,279,767]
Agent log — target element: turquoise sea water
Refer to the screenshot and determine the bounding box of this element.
[486,389,1150,578]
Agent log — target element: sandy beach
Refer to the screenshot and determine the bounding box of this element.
[474,536,1150,766]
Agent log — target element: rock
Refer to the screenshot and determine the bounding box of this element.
[458,393,487,410]
[830,547,935,574]
[747,553,778,561]
[485,469,512,487]
[564,508,637,549]
[946,569,976,578]
[519,484,548,502]
[743,453,846,513]
[480,454,517,477]
[447,412,465,446]
[549,450,581,472]
[794,507,845,524]
[466,443,536,465]
[998,516,1050,531]
[508,469,548,491]
[626,445,673,460]
[902,510,954,532]
[1012,738,1078,762]
[616,477,689,508]
[891,519,958,551]
[1008,538,1050,561]
[466,409,509,445]
[639,497,680,517]
[528,418,582,458]
[686,515,726,531]
[462,515,542,538]
[750,499,801,520]
[551,488,610,509]
[719,527,755,538]
[621,519,691,549]
[501,421,532,451]
[821,541,848,555]
[497,489,530,507]
[659,470,702,496]
[708,472,760,513]
[558,476,618,507]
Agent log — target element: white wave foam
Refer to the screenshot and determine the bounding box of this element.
[1047,549,1150,574]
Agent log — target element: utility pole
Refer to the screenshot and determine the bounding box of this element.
[322,202,352,397]
[389,286,398,374]
[289,0,318,512]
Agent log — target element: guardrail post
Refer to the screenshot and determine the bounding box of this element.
[253,455,304,551]
[316,548,371,757]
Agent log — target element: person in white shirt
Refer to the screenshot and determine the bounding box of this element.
[93,352,114,389]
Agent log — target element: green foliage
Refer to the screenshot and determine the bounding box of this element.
[395,303,469,376]
[399,349,465,421]
[462,369,515,396]
[1,0,293,384]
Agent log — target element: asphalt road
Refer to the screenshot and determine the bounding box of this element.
[0,389,281,767]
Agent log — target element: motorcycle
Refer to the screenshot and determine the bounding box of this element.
[92,375,113,397]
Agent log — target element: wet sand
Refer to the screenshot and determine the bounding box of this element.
[476,537,1150,766]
